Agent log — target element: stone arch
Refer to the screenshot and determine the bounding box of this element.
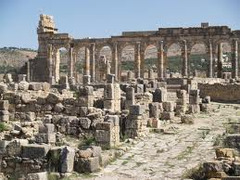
[189,42,208,77]
[74,46,86,83]
[95,45,112,82]
[120,44,135,81]
[52,45,69,83]
[166,42,182,77]
[214,39,232,77]
[144,44,158,78]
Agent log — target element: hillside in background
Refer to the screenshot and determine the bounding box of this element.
[0,47,37,73]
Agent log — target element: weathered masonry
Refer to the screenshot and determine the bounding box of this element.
[29,14,240,83]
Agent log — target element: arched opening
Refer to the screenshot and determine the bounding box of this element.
[189,43,208,77]
[120,45,135,81]
[75,47,85,83]
[166,43,182,78]
[53,47,68,83]
[214,42,232,78]
[221,42,232,73]
[59,47,68,77]
[144,45,158,79]
[96,46,112,82]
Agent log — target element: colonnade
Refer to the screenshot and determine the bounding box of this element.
[47,39,239,84]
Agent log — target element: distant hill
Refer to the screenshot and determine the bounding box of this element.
[0,47,37,73]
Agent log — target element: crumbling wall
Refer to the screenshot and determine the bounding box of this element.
[199,83,240,102]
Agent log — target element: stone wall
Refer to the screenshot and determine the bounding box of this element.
[199,83,240,102]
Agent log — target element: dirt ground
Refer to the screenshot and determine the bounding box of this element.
[77,102,240,180]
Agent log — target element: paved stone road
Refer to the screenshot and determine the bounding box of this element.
[80,103,240,180]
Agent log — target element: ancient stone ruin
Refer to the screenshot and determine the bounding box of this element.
[0,14,240,180]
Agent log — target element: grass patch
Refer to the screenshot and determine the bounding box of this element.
[177,145,195,160]
[122,160,128,165]
[236,111,240,116]
[0,122,9,132]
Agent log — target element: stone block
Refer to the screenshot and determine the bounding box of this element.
[22,144,50,159]
[48,147,62,172]
[225,134,240,149]
[0,140,10,154]
[189,89,200,96]
[129,105,144,115]
[75,157,100,173]
[126,87,135,100]
[35,133,56,144]
[83,75,91,85]
[189,96,201,104]
[152,119,161,128]
[0,110,9,122]
[149,102,162,118]
[96,122,112,131]
[28,82,43,91]
[6,139,28,156]
[90,146,102,158]
[18,81,29,91]
[175,105,187,115]
[202,96,211,104]
[153,88,167,102]
[161,112,175,120]
[104,99,114,111]
[26,172,48,180]
[79,117,91,129]
[46,93,63,104]
[60,146,75,173]
[105,115,119,126]
[104,84,115,99]
[54,103,64,113]
[200,103,211,113]
[79,86,93,96]
[125,119,143,129]
[181,115,194,124]
[106,74,115,83]
[233,162,240,176]
[163,101,175,112]
[95,130,111,143]
[39,123,55,134]
[42,82,50,91]
[78,149,92,158]
[215,148,234,159]
[0,100,9,110]
[135,84,144,93]
[188,104,200,114]
[79,107,88,117]
[25,112,36,121]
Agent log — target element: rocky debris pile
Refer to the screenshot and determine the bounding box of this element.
[0,74,214,179]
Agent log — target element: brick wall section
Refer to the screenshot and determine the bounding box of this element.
[199,83,240,102]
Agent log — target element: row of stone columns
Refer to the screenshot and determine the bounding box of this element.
[47,39,239,84]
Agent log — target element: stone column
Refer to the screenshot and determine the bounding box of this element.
[47,44,53,83]
[158,41,164,79]
[54,49,60,83]
[112,43,119,81]
[84,47,90,76]
[135,42,141,79]
[217,43,223,78]
[182,40,188,77]
[140,50,145,78]
[208,41,213,78]
[90,43,96,82]
[68,46,74,78]
[73,51,77,80]
[232,40,238,78]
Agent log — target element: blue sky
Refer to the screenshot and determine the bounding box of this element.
[0,0,240,49]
